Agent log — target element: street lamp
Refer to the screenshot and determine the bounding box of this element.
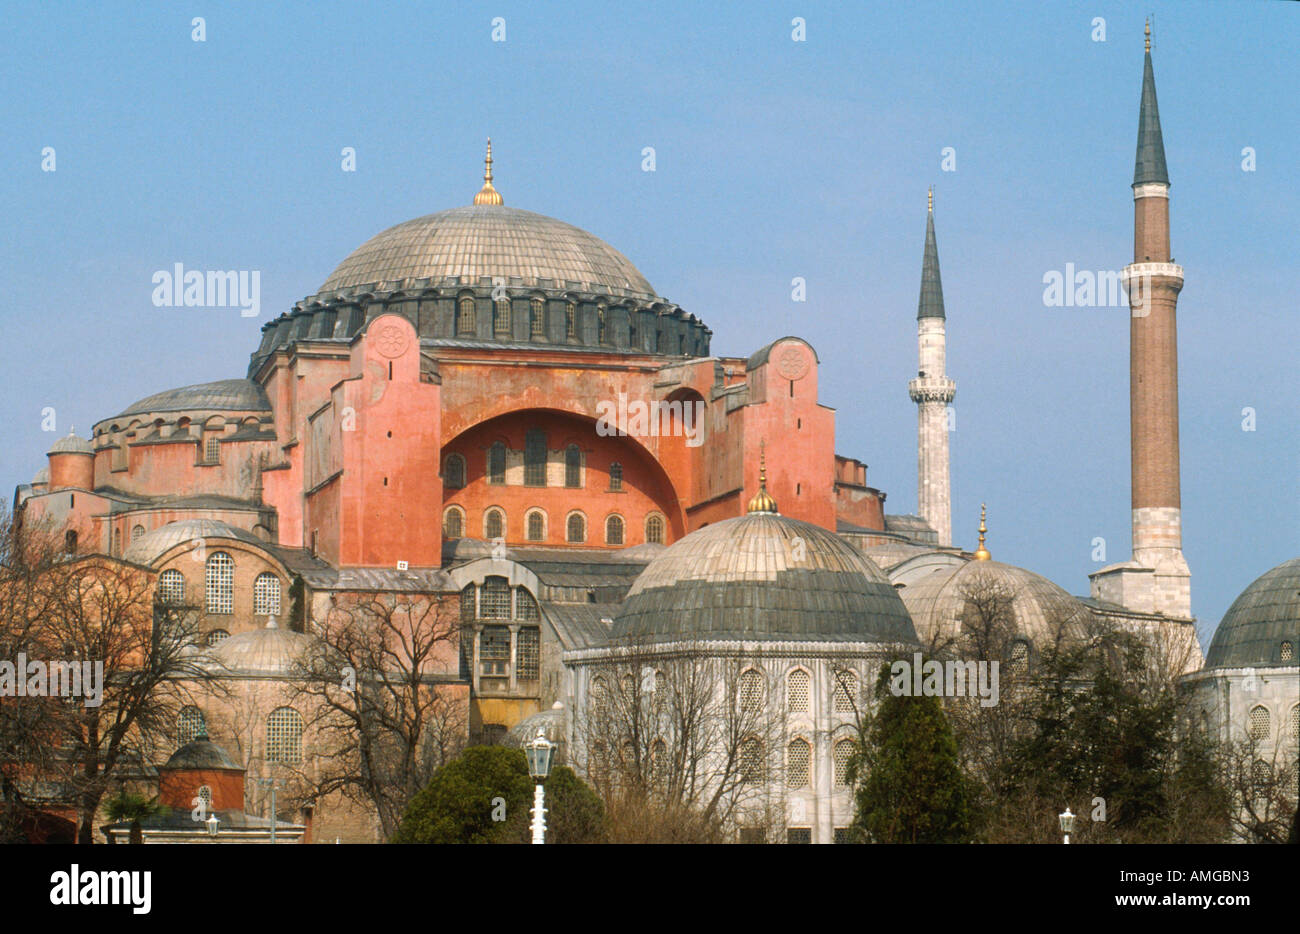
[1059,807,1075,845]
[524,728,555,845]
[205,812,220,838]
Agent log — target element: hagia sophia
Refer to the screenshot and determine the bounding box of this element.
[12,31,1296,843]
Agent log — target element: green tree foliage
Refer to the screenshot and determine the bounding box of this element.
[391,745,604,844]
[847,661,974,843]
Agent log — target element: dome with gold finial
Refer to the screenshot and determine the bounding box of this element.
[746,445,779,515]
[973,503,991,561]
[473,138,504,206]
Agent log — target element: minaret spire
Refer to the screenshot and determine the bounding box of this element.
[1134,22,1169,187]
[473,138,504,205]
[908,189,956,546]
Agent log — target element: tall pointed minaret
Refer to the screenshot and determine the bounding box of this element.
[908,188,956,546]
[1091,22,1191,619]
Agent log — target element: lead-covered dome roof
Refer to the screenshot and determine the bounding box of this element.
[320,206,657,300]
[612,512,918,645]
[164,734,241,771]
[1206,557,1300,669]
[211,620,316,674]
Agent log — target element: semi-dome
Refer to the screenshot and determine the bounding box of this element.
[898,558,1091,647]
[320,205,657,299]
[1206,557,1300,669]
[612,510,917,645]
[123,519,265,565]
[211,619,316,674]
[47,432,94,455]
[115,378,270,419]
[163,734,241,771]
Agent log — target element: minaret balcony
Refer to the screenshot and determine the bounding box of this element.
[908,376,956,404]
[1122,262,1184,291]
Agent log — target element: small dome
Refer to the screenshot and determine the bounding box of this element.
[898,559,1090,647]
[116,378,270,418]
[163,734,241,772]
[123,519,264,565]
[47,432,93,455]
[1206,557,1300,669]
[211,619,315,674]
[32,467,49,485]
[505,702,568,752]
[613,512,917,644]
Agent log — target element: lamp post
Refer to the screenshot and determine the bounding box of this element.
[524,728,555,845]
[205,812,220,839]
[1059,807,1075,845]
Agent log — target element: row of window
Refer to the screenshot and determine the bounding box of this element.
[177,705,302,764]
[443,506,665,545]
[1246,703,1300,743]
[745,737,856,788]
[158,557,282,617]
[739,668,861,714]
[444,445,619,490]
[740,828,856,844]
[451,296,690,353]
[460,579,542,681]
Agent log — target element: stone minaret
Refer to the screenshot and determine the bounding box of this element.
[908,189,956,546]
[1091,23,1191,619]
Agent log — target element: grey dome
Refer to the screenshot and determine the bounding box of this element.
[211,620,315,674]
[123,519,264,566]
[320,206,657,299]
[32,467,49,485]
[47,433,93,455]
[505,703,568,752]
[1206,557,1300,669]
[164,735,241,771]
[612,513,918,644]
[117,378,270,418]
[898,559,1091,647]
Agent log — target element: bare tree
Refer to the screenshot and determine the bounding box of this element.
[290,591,467,839]
[1220,735,1298,844]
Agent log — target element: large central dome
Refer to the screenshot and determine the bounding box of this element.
[319,205,656,299]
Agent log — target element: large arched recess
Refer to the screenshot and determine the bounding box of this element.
[440,408,686,546]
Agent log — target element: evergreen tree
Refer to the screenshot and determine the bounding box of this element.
[847,661,974,843]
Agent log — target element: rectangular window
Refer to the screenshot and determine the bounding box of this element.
[833,828,853,844]
[786,828,812,845]
[517,627,540,680]
[204,435,220,464]
[480,626,509,676]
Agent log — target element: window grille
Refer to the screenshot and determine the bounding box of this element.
[567,513,586,543]
[480,577,511,618]
[515,588,540,620]
[1249,705,1271,740]
[443,507,464,539]
[460,583,476,621]
[524,429,547,486]
[204,434,220,464]
[253,573,281,616]
[1252,759,1271,787]
[1010,640,1031,676]
[833,670,859,713]
[739,670,764,712]
[530,299,545,338]
[494,299,511,335]
[205,629,230,647]
[1291,705,1299,744]
[526,510,545,542]
[131,524,145,541]
[605,515,624,545]
[205,552,234,615]
[177,706,206,745]
[786,738,811,788]
[609,462,623,491]
[158,569,185,604]
[457,296,476,335]
[197,785,212,813]
[787,669,810,713]
[266,707,303,764]
[565,445,582,488]
[645,514,664,544]
[480,626,509,675]
[833,828,852,844]
[786,828,812,844]
[484,509,503,541]
[834,739,855,786]
[565,303,576,339]
[740,738,764,783]
[517,627,540,680]
[1282,641,1295,662]
[444,454,465,489]
[487,442,506,484]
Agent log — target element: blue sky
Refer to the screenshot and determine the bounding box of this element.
[1,1,1296,646]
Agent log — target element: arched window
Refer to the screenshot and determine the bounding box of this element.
[739,669,764,712]
[197,784,212,814]
[64,530,77,554]
[110,527,120,556]
[205,629,230,647]
[1281,641,1295,662]
[517,627,540,680]
[158,568,185,605]
[833,670,859,713]
[564,445,582,488]
[443,506,464,540]
[493,298,511,336]
[651,738,668,781]
[204,434,221,464]
[515,588,540,620]
[1249,705,1271,741]
[1251,759,1271,788]
[460,583,476,621]
[524,429,547,486]
[131,524,145,541]
[266,707,304,764]
[565,302,576,339]
[566,513,586,544]
[597,305,606,343]
[608,462,623,491]
[786,738,811,788]
[605,515,624,545]
[456,296,476,335]
[591,676,609,713]
[740,737,764,783]
[487,442,506,485]
[1010,639,1032,676]
[205,552,234,615]
[1290,704,1299,745]
[254,573,281,616]
[481,576,511,618]
[530,298,545,338]
[526,510,545,542]
[177,706,206,745]
[443,453,466,489]
[484,508,504,542]
[787,669,810,713]
[833,739,855,787]
[645,514,664,544]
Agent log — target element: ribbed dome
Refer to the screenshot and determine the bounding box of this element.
[898,559,1090,647]
[123,519,264,566]
[612,513,917,644]
[164,735,241,771]
[116,378,270,418]
[47,432,93,455]
[32,467,49,485]
[211,620,315,674]
[1206,557,1300,669]
[319,206,657,299]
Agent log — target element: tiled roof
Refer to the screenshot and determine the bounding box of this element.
[1206,558,1300,669]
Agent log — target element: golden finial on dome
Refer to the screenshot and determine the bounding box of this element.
[473,138,504,206]
[747,441,779,514]
[928,186,933,214]
[1144,18,1151,53]
[973,503,991,561]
